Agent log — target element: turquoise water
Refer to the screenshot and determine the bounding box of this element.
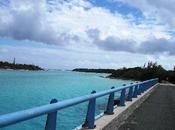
[0,70,132,130]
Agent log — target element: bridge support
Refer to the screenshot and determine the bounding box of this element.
[82,91,96,129]
[133,85,138,98]
[45,99,58,130]
[127,86,133,101]
[120,88,126,106]
[105,86,115,115]
[138,84,142,95]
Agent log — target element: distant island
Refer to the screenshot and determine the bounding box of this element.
[73,68,115,73]
[73,62,175,84]
[0,60,43,71]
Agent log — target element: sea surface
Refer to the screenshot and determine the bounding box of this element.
[0,70,133,130]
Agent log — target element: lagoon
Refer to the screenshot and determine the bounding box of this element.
[0,70,132,130]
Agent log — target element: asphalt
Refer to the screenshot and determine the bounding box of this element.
[118,84,175,130]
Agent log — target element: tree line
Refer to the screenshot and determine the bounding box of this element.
[73,62,175,84]
[0,61,43,71]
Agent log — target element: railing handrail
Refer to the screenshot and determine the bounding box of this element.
[0,78,158,128]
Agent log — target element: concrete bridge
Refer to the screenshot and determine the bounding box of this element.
[91,83,175,130]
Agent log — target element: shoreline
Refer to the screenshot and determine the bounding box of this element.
[0,61,44,71]
[73,70,138,81]
[0,68,45,72]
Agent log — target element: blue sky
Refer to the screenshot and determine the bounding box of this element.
[89,0,143,18]
[0,0,175,69]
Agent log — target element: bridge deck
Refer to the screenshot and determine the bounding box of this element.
[118,84,175,130]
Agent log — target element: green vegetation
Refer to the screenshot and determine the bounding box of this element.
[72,68,115,73]
[0,61,43,71]
[73,62,175,84]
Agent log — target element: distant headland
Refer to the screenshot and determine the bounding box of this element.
[0,59,43,71]
[72,68,115,73]
[73,62,175,84]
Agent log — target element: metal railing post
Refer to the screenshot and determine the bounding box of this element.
[120,88,126,106]
[141,83,144,93]
[144,83,148,91]
[105,87,115,115]
[82,90,96,129]
[127,86,133,101]
[149,81,152,88]
[137,84,142,95]
[133,84,138,98]
[145,82,149,90]
[143,82,147,92]
[45,99,58,130]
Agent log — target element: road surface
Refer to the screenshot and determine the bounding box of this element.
[118,84,175,130]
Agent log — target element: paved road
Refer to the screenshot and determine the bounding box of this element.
[118,84,175,130]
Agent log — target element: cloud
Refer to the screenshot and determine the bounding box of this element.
[0,0,82,45]
[87,29,175,55]
[112,0,175,28]
[0,0,171,45]
[139,38,175,55]
[0,0,175,70]
[1,43,175,70]
[86,29,136,53]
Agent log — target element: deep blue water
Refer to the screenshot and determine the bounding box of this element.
[0,70,132,130]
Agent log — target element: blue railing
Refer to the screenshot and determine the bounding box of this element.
[0,78,158,129]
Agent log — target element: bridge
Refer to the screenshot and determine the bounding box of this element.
[1,78,173,130]
[118,83,175,130]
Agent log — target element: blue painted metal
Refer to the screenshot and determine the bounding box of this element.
[140,84,143,93]
[127,86,133,101]
[105,86,115,115]
[137,84,142,95]
[82,91,96,129]
[120,88,126,106]
[133,85,138,98]
[142,82,147,92]
[45,99,58,130]
[142,83,146,93]
[0,78,158,129]
[145,82,149,90]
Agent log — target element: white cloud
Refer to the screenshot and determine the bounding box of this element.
[1,43,175,70]
[0,0,172,45]
[0,0,174,69]
[112,0,175,28]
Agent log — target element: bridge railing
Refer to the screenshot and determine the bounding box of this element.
[0,78,158,129]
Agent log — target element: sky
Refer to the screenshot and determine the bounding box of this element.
[0,0,175,70]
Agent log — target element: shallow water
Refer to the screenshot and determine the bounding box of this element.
[0,70,133,130]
